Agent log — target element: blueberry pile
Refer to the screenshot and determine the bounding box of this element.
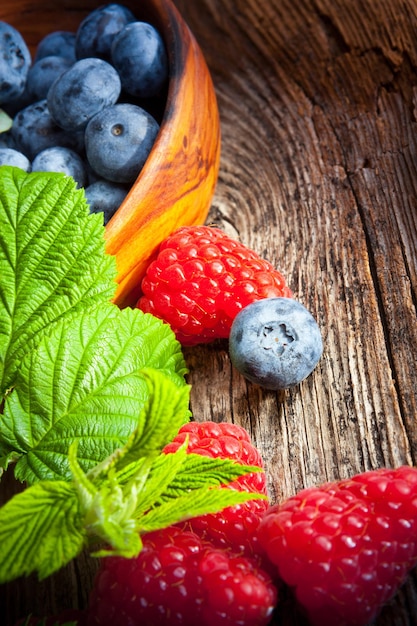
[0,3,169,223]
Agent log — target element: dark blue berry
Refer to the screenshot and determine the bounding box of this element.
[0,147,31,171]
[229,297,323,389]
[47,57,121,131]
[85,103,159,183]
[85,180,128,224]
[31,146,87,188]
[1,83,33,117]
[75,3,135,61]
[26,55,73,102]
[11,99,84,160]
[111,21,168,98]
[0,129,16,149]
[34,31,77,64]
[0,21,31,105]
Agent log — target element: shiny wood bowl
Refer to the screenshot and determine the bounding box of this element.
[2,0,221,307]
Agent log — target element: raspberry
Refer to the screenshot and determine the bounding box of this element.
[163,421,269,558]
[86,526,278,626]
[137,225,292,345]
[257,465,417,625]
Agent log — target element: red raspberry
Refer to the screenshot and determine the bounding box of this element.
[163,421,269,559]
[87,526,278,626]
[257,465,417,625]
[137,225,292,345]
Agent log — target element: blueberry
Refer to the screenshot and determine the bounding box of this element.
[111,21,168,98]
[85,160,103,186]
[229,297,323,389]
[11,99,84,160]
[1,83,34,117]
[47,57,121,131]
[31,146,87,188]
[85,180,128,224]
[75,3,135,61]
[0,129,16,149]
[26,55,73,101]
[0,21,32,105]
[0,147,31,171]
[85,103,159,183]
[34,31,77,63]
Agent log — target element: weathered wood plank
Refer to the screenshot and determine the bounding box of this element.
[177,0,417,623]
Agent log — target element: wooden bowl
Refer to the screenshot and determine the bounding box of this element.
[2,0,221,307]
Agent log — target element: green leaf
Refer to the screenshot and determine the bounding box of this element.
[131,368,191,455]
[103,369,191,475]
[69,440,143,558]
[0,166,117,396]
[70,435,265,559]
[131,444,191,518]
[86,369,191,488]
[139,484,265,534]
[0,423,264,579]
[0,305,187,483]
[134,449,267,530]
[160,452,265,496]
[0,480,86,583]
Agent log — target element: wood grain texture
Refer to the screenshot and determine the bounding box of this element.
[2,0,417,624]
[177,0,417,623]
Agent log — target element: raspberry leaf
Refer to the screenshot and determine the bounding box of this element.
[0,166,117,396]
[138,483,266,534]
[86,369,191,488]
[162,452,265,494]
[0,480,85,583]
[69,440,144,558]
[136,449,267,533]
[0,372,265,581]
[130,444,192,518]
[133,447,265,516]
[0,306,187,482]
[74,442,265,557]
[102,367,192,472]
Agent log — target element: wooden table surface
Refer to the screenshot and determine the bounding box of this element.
[178,0,417,623]
[3,0,417,624]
